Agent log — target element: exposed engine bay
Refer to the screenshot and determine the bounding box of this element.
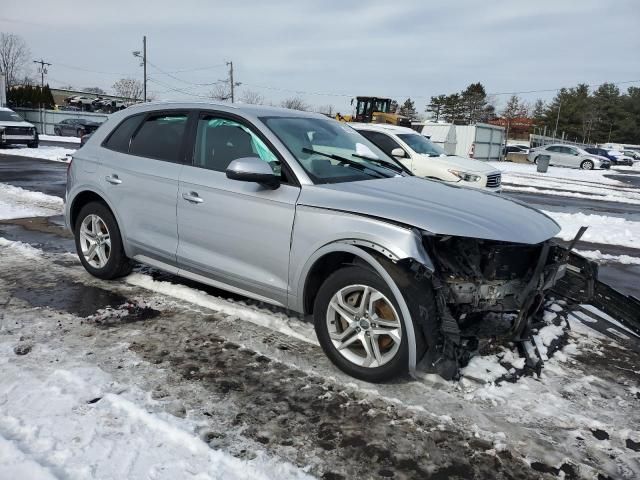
[412,230,640,380]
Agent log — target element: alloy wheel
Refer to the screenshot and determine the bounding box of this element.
[326,285,402,368]
[79,214,111,268]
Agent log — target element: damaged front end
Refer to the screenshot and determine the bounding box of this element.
[416,232,571,379]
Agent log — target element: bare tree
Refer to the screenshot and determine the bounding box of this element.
[316,104,335,116]
[112,78,143,100]
[238,89,264,105]
[281,96,309,111]
[209,83,231,102]
[0,33,31,88]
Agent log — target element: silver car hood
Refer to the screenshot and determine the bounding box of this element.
[299,176,560,244]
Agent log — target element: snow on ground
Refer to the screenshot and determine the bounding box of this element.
[543,210,640,249]
[0,146,75,162]
[491,161,640,204]
[39,134,82,144]
[576,249,640,265]
[126,273,318,345]
[0,182,63,220]
[0,328,312,480]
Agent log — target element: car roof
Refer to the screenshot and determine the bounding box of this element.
[349,122,417,135]
[124,100,328,120]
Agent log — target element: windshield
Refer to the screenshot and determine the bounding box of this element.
[397,133,445,156]
[0,111,24,122]
[261,116,403,184]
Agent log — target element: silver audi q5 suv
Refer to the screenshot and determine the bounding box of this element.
[65,102,567,382]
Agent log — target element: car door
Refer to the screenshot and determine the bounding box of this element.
[545,146,564,166]
[99,110,189,269]
[563,146,581,167]
[59,119,71,135]
[176,112,300,305]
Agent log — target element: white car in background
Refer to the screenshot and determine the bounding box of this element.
[527,144,610,170]
[0,107,39,148]
[351,123,502,191]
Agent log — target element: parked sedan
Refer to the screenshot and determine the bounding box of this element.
[584,147,634,166]
[527,144,610,170]
[352,123,502,191]
[65,102,569,382]
[54,118,102,137]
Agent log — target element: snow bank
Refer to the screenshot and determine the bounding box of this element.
[39,134,81,144]
[542,210,640,249]
[0,237,43,258]
[126,273,319,345]
[0,182,63,220]
[0,146,75,162]
[576,249,640,265]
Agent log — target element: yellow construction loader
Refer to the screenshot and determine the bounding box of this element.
[335,96,411,127]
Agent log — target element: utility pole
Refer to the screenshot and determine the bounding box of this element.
[225,61,241,103]
[553,99,562,140]
[227,61,234,103]
[33,59,51,132]
[132,36,147,102]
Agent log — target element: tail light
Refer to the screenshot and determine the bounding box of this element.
[469,143,475,158]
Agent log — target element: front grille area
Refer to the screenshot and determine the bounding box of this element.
[4,126,34,136]
[486,173,501,188]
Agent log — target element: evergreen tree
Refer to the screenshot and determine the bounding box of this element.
[398,98,417,119]
[426,94,447,121]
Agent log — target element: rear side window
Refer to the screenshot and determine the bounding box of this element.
[359,130,402,156]
[103,114,144,153]
[129,113,188,162]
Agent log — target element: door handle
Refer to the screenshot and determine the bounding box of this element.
[182,192,203,204]
[105,174,122,185]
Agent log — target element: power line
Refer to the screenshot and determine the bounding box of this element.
[147,60,224,87]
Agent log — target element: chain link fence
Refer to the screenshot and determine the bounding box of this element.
[13,108,109,136]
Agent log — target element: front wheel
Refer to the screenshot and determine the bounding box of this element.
[313,264,431,382]
[74,201,131,279]
[54,128,61,136]
[580,159,594,170]
[27,141,38,148]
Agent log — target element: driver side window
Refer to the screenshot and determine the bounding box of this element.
[193,115,281,176]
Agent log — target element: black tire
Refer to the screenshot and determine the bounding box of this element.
[313,262,436,382]
[54,128,61,136]
[533,156,539,164]
[74,201,131,279]
[76,128,84,138]
[580,159,594,170]
[27,141,38,148]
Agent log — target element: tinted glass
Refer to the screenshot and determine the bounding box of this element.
[129,113,187,161]
[193,116,280,175]
[547,146,562,152]
[359,130,402,156]
[104,114,144,153]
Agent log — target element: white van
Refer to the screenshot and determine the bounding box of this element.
[352,123,501,191]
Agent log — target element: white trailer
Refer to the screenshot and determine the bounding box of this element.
[420,122,457,155]
[454,123,505,161]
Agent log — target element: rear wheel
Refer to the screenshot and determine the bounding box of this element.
[580,159,594,170]
[313,263,434,382]
[54,128,61,136]
[27,141,38,148]
[533,156,539,164]
[74,202,131,279]
[76,128,84,137]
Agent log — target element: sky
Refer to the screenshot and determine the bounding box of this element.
[2,0,639,115]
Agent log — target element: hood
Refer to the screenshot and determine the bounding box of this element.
[419,154,499,174]
[0,120,35,128]
[299,176,560,244]
[585,154,608,163]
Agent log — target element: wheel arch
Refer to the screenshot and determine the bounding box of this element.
[67,189,130,255]
[297,241,431,377]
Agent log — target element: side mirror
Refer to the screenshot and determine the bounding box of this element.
[391,148,406,158]
[226,157,280,189]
